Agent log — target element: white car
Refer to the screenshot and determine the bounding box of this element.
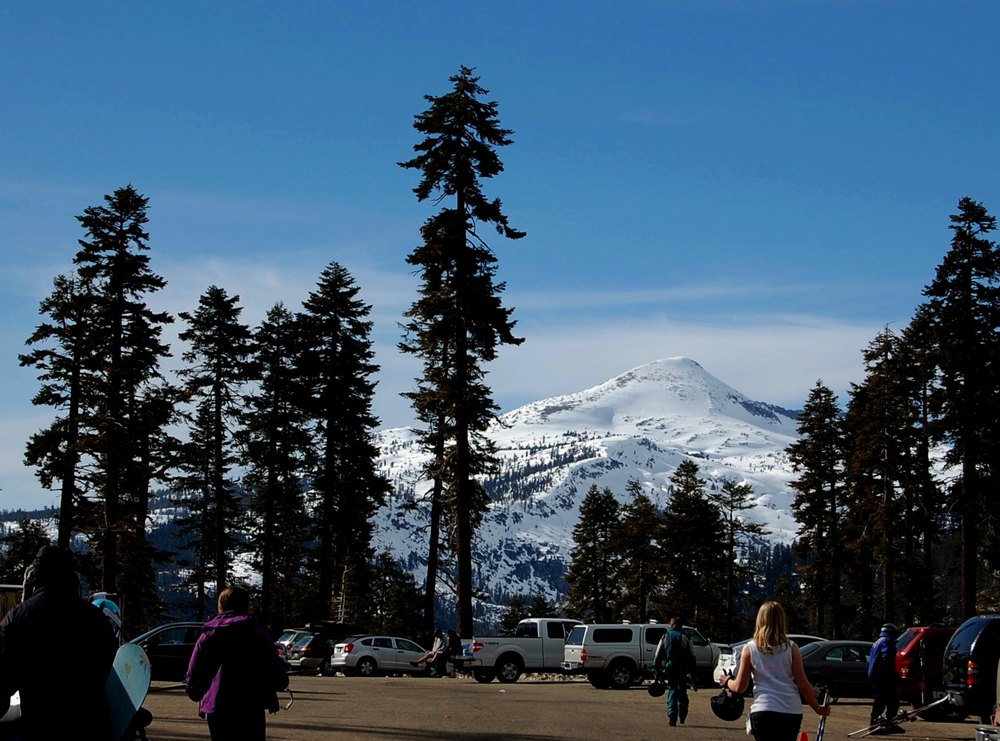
[713,634,828,684]
[332,635,437,677]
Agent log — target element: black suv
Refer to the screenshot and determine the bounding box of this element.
[287,622,364,676]
[940,614,1000,722]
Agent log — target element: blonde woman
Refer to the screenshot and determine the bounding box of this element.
[720,601,830,740]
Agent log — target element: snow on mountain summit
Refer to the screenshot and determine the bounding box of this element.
[500,357,799,439]
[373,357,804,608]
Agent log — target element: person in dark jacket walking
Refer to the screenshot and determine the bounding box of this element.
[0,545,117,740]
[185,586,289,741]
[867,623,902,734]
[652,616,697,726]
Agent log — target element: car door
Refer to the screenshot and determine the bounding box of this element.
[682,627,715,676]
[141,625,203,681]
[642,626,667,672]
[371,636,396,671]
[815,644,870,697]
[394,638,426,669]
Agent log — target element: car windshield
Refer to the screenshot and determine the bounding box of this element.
[799,642,822,658]
[292,632,314,648]
[896,629,918,651]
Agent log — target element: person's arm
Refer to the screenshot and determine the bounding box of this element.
[790,643,830,717]
[652,638,665,678]
[722,643,752,694]
[185,633,216,702]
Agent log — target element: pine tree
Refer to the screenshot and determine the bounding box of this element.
[709,478,767,641]
[366,551,425,638]
[660,461,725,633]
[20,274,100,546]
[241,303,312,628]
[499,595,528,634]
[788,382,845,637]
[615,479,663,623]
[565,485,622,622]
[176,285,253,610]
[298,262,388,622]
[528,592,552,617]
[68,185,173,629]
[399,66,526,637]
[922,197,1000,619]
[897,308,948,623]
[841,326,937,633]
[0,520,50,583]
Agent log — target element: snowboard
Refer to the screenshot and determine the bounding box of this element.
[104,642,151,741]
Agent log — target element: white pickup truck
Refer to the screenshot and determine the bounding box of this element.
[463,617,582,683]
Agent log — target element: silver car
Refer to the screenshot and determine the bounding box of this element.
[332,635,436,677]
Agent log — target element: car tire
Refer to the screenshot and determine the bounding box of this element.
[357,657,377,677]
[472,669,495,683]
[318,658,334,676]
[587,671,611,689]
[495,655,523,684]
[608,659,635,690]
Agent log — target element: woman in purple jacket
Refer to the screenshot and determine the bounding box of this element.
[185,586,289,740]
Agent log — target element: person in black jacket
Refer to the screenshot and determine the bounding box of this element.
[0,545,117,740]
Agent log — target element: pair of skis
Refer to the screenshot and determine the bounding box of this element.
[847,695,951,737]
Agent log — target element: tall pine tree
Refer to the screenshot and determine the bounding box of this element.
[241,302,312,629]
[922,197,1000,618]
[298,262,388,622]
[660,461,724,633]
[788,382,845,637]
[399,66,525,637]
[20,274,100,546]
[175,285,253,614]
[615,479,663,623]
[709,478,767,641]
[68,185,173,630]
[565,485,622,623]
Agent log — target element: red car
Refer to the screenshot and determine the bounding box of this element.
[895,625,957,711]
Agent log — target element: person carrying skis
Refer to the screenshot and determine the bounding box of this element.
[867,622,903,734]
[653,615,697,726]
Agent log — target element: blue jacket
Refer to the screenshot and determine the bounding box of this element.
[653,626,695,680]
[867,627,897,683]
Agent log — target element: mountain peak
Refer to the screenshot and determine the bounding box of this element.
[375,357,802,608]
[498,356,798,437]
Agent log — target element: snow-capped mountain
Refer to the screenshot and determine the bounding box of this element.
[372,357,802,604]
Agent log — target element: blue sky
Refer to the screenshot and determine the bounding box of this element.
[3,0,999,509]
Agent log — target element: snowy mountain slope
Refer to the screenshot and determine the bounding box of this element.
[372,357,803,605]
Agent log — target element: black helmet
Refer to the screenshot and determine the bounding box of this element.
[647,681,666,698]
[710,688,745,721]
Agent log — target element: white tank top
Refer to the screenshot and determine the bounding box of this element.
[747,640,803,715]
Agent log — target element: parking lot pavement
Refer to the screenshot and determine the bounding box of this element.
[142,675,985,740]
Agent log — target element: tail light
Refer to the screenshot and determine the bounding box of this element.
[581,649,588,662]
[967,659,980,687]
[472,641,484,653]
[343,642,355,654]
